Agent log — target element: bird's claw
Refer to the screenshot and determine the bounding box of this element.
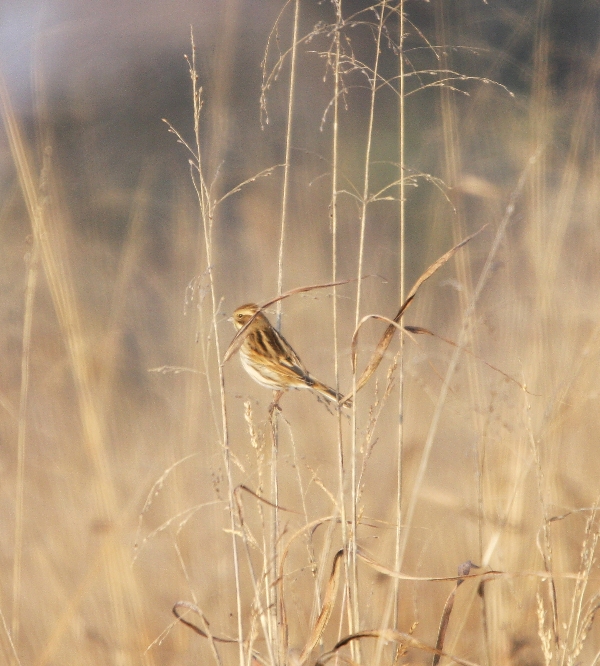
[268,390,284,416]
[268,401,282,416]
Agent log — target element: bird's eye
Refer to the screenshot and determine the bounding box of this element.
[237,313,243,319]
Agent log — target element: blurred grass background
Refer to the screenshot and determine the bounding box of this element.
[1,0,600,664]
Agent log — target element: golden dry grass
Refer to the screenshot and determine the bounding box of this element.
[1,1,600,665]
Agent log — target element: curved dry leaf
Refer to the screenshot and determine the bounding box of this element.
[433,561,479,666]
[172,601,237,644]
[357,548,501,583]
[234,484,298,515]
[314,628,481,666]
[341,224,488,404]
[299,550,344,664]
[404,325,532,393]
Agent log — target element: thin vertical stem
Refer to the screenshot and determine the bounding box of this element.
[528,414,559,663]
[374,7,405,662]
[393,0,405,632]
[11,59,51,653]
[276,0,300,327]
[269,411,282,664]
[331,3,341,431]
[273,3,300,662]
[330,0,353,644]
[11,68,51,648]
[11,200,40,656]
[189,33,245,666]
[396,154,536,569]
[350,0,388,651]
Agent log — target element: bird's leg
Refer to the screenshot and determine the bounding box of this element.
[268,390,284,416]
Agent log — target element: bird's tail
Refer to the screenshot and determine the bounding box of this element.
[311,380,352,407]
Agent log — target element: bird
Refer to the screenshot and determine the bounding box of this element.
[230,303,347,410]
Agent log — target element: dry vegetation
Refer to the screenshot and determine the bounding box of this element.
[1,0,600,664]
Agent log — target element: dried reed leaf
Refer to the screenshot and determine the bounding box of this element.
[357,548,501,583]
[232,485,300,557]
[314,628,481,666]
[298,550,344,664]
[432,561,478,666]
[404,325,532,392]
[234,484,298,515]
[342,225,487,403]
[172,601,236,644]
[273,519,339,662]
[274,518,336,586]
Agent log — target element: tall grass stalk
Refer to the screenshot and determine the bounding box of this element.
[185,33,245,666]
[276,0,300,328]
[350,4,389,651]
[273,1,300,660]
[327,0,355,654]
[372,3,407,663]
[10,135,43,658]
[393,0,406,634]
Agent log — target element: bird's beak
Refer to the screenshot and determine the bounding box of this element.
[227,315,234,323]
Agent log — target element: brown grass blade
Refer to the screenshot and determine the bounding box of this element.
[341,225,488,403]
[357,548,501,583]
[357,549,588,583]
[298,549,344,664]
[405,225,488,304]
[172,601,237,645]
[234,484,299,515]
[404,325,533,393]
[313,628,481,666]
[432,561,478,666]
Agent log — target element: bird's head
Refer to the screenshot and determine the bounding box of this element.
[231,303,262,330]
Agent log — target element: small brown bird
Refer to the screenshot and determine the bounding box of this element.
[230,303,345,408]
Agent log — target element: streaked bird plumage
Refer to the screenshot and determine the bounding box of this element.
[231,303,344,406]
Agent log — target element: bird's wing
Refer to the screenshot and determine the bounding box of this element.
[255,327,311,381]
